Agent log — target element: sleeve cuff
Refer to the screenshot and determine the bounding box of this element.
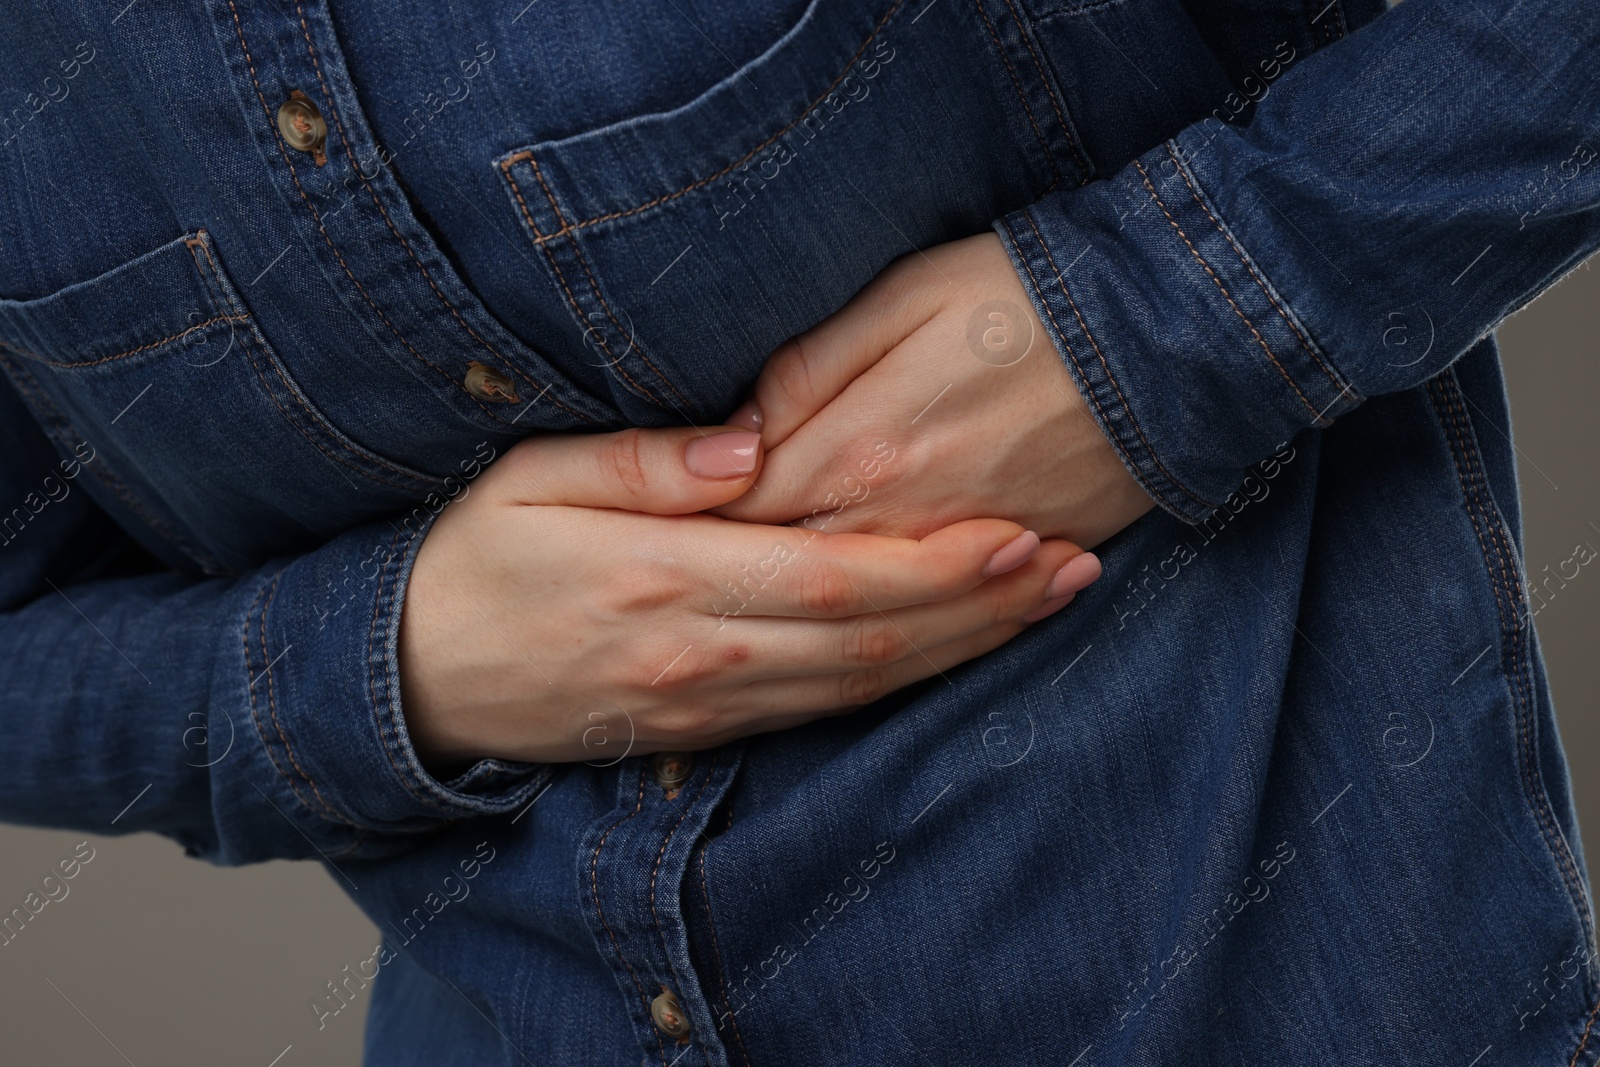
[996,132,1361,523]
[237,513,548,858]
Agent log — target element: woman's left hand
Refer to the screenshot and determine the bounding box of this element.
[712,232,1155,547]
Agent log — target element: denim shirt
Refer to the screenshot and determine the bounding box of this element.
[2,0,1599,1063]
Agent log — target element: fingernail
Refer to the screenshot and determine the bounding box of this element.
[686,431,761,478]
[981,530,1040,577]
[1046,552,1102,600]
[727,398,763,433]
[1022,593,1074,623]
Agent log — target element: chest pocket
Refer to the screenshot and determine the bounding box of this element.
[495,0,1086,427]
[0,230,443,575]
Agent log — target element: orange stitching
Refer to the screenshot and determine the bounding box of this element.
[589,766,668,1064]
[289,5,592,426]
[365,524,454,811]
[1571,994,1600,1066]
[995,0,1090,179]
[519,0,908,243]
[243,578,314,821]
[1434,380,1594,939]
[1134,159,1327,425]
[501,161,662,405]
[523,156,691,409]
[223,2,516,427]
[258,572,361,828]
[972,0,1063,187]
[0,348,225,571]
[1429,377,1598,1001]
[1431,380,1600,1002]
[696,828,754,1067]
[1165,144,1346,397]
[184,237,433,494]
[1001,220,1164,506]
[0,315,248,369]
[1019,212,1218,512]
[646,752,720,1062]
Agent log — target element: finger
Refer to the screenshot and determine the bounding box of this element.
[723,619,1028,733]
[715,321,953,532]
[751,256,944,448]
[714,541,1090,680]
[700,517,1042,620]
[492,426,762,513]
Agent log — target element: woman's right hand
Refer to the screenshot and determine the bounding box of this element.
[397,426,1101,768]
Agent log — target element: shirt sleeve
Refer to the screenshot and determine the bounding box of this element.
[998,0,1600,522]
[0,377,547,865]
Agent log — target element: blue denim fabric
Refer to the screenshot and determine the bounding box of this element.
[2,0,1599,1063]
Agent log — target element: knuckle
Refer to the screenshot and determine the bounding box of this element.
[838,667,891,708]
[797,563,859,617]
[653,705,719,741]
[766,337,818,409]
[608,555,687,614]
[986,588,1018,627]
[844,615,906,668]
[638,643,714,692]
[602,428,651,497]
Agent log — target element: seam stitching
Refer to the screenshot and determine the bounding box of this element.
[972,0,1064,187]
[647,752,721,1063]
[1000,218,1164,505]
[696,830,754,1067]
[1571,996,1600,1067]
[589,766,667,1064]
[517,0,908,241]
[185,236,434,494]
[289,3,592,425]
[0,315,248,369]
[365,523,461,815]
[1428,376,1598,1021]
[998,217,1164,505]
[521,156,691,409]
[1135,159,1328,426]
[1019,211,1217,511]
[0,348,225,572]
[1165,143,1349,398]
[257,571,360,827]
[500,160,662,406]
[222,0,515,427]
[1438,380,1593,932]
[995,0,1091,178]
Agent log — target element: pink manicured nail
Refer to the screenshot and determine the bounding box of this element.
[1022,593,1074,623]
[982,531,1040,578]
[686,431,761,478]
[1046,552,1102,600]
[727,398,763,433]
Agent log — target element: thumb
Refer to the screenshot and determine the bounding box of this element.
[744,255,941,448]
[494,427,763,513]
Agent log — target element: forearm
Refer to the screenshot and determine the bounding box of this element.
[1004,0,1600,521]
[0,515,546,864]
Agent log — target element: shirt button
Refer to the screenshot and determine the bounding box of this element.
[464,361,520,403]
[276,91,328,167]
[652,752,693,796]
[650,989,692,1039]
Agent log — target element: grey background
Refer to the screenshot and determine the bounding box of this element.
[0,265,1595,1065]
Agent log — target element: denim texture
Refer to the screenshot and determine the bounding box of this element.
[2,0,1599,1063]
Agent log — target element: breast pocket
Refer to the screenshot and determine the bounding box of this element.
[0,230,444,575]
[494,0,1076,426]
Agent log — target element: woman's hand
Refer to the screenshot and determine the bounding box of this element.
[398,424,1100,768]
[714,232,1155,547]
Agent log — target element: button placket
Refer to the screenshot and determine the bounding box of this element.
[578,749,744,1067]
